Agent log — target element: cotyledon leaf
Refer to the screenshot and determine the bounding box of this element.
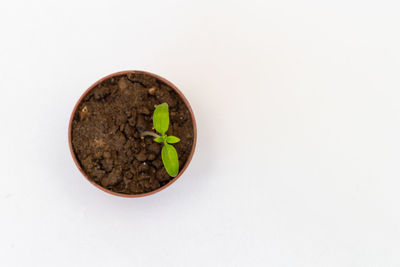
[153,103,169,135]
[161,143,179,177]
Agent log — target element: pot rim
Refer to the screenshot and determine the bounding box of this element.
[68,70,197,198]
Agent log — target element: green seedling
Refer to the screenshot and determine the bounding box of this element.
[141,103,180,177]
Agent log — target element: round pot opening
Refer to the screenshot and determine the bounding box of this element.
[68,70,197,197]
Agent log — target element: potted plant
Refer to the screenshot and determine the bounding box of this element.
[68,70,197,197]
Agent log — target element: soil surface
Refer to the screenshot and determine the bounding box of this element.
[71,73,194,194]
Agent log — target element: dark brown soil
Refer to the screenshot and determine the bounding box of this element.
[71,73,194,194]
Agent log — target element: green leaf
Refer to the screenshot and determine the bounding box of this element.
[161,144,179,177]
[166,136,180,144]
[153,103,169,135]
[154,137,163,143]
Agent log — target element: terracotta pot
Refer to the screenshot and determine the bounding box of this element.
[68,70,197,197]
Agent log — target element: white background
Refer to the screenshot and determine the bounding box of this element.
[1,0,400,266]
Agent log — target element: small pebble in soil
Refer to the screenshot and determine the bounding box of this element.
[148,87,157,95]
[118,78,128,90]
[80,106,88,120]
